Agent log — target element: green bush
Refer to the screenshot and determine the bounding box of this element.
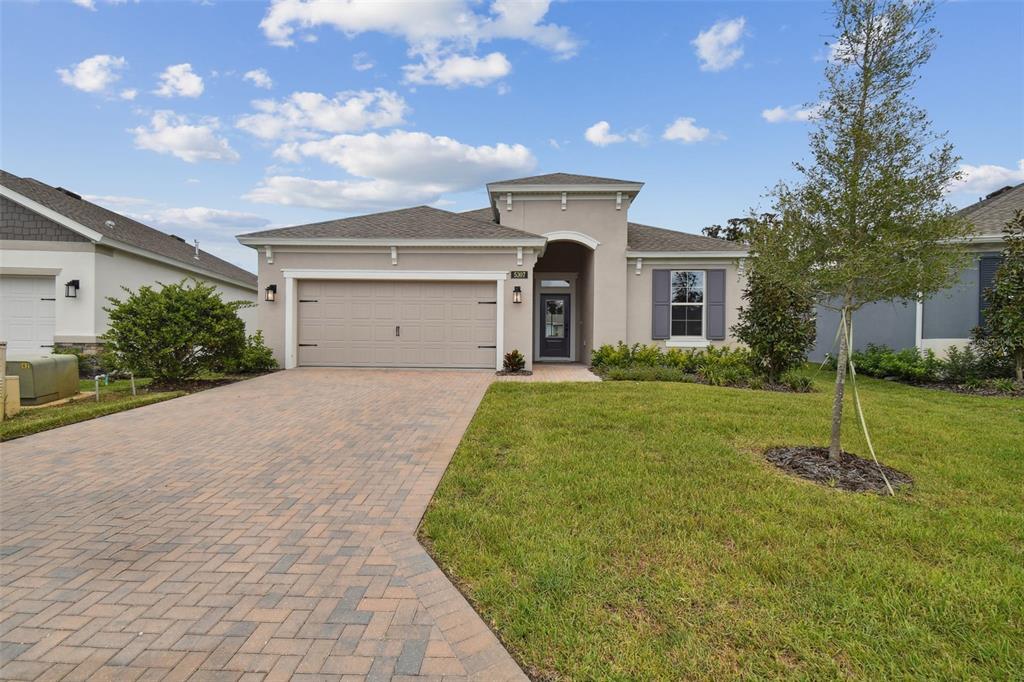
[223,331,277,374]
[103,279,251,384]
[503,349,526,372]
[602,366,696,382]
[732,267,817,382]
[849,344,940,382]
[664,348,700,372]
[780,370,813,393]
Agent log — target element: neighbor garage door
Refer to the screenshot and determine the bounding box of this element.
[0,275,56,353]
[297,280,497,368]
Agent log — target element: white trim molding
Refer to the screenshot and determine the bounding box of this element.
[542,231,601,250]
[279,269,509,370]
[666,339,710,349]
[627,250,748,259]
[238,236,546,248]
[487,182,644,195]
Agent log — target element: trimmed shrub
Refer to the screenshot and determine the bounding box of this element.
[732,267,816,382]
[223,332,277,374]
[103,279,250,384]
[781,371,814,393]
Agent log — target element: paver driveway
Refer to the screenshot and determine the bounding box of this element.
[0,369,527,681]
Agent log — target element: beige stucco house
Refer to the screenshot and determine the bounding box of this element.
[238,173,748,371]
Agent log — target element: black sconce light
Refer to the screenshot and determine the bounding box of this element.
[512,285,522,304]
[64,279,80,298]
[265,284,278,302]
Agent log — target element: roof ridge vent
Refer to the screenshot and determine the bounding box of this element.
[170,234,185,242]
[55,186,82,200]
[984,185,1013,201]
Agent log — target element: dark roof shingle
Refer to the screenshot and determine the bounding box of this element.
[488,172,642,186]
[958,183,1024,236]
[238,205,542,241]
[627,222,746,252]
[1,170,256,287]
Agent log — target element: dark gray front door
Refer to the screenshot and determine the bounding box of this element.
[540,294,571,358]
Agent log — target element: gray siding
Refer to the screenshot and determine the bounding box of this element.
[809,300,917,361]
[0,196,89,242]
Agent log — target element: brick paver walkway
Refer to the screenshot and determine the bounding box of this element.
[0,369,527,681]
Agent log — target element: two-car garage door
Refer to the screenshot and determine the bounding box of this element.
[297,280,497,368]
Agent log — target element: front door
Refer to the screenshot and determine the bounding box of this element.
[539,294,571,358]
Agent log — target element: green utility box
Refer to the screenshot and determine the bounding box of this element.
[5,355,79,405]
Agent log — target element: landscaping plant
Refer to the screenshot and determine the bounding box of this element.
[973,209,1024,383]
[103,279,251,384]
[502,349,526,372]
[732,249,817,383]
[751,0,972,460]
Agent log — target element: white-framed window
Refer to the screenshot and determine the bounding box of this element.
[670,270,705,338]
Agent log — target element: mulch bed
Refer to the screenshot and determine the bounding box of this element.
[909,381,1023,398]
[148,374,272,393]
[764,446,913,494]
[495,369,533,376]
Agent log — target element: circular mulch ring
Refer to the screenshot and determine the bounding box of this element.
[764,446,912,494]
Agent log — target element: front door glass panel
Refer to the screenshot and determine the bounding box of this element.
[545,299,565,338]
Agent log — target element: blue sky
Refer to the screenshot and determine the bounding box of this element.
[2,0,1022,272]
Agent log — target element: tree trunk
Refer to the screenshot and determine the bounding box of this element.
[1016,351,1023,384]
[829,307,851,462]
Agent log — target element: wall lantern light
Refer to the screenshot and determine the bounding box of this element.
[265,284,277,302]
[512,285,522,304]
[64,279,80,298]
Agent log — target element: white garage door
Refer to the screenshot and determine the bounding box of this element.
[297,280,498,368]
[0,275,57,353]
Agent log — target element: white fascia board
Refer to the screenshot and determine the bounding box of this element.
[237,236,546,248]
[0,186,104,241]
[626,250,749,259]
[101,236,258,291]
[487,182,644,195]
[952,234,1006,245]
[281,269,509,281]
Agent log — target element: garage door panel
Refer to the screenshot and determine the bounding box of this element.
[0,276,57,353]
[297,279,496,368]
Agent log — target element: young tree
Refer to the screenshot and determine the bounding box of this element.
[750,0,972,460]
[103,279,250,383]
[975,210,1024,382]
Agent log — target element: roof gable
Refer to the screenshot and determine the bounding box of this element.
[627,222,746,253]
[1,170,256,288]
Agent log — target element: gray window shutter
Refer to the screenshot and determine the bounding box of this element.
[978,255,1003,327]
[652,269,670,339]
[707,269,727,340]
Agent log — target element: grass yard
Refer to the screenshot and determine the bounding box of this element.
[421,374,1024,680]
[0,377,185,441]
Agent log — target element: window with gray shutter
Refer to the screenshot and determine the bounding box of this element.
[652,270,670,339]
[978,255,1003,327]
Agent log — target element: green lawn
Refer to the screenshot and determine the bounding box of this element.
[0,377,184,441]
[421,374,1024,680]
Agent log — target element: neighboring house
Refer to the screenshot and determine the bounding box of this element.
[0,170,258,355]
[237,173,747,371]
[809,183,1020,360]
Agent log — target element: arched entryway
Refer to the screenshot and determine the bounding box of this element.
[533,238,595,362]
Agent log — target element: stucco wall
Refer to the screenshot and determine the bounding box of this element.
[94,248,258,335]
[256,247,539,369]
[498,195,630,351]
[626,257,745,348]
[0,240,97,341]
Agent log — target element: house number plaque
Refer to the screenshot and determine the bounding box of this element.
[511,271,529,279]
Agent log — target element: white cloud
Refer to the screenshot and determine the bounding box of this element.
[144,207,271,234]
[352,52,374,72]
[154,63,205,98]
[403,51,511,88]
[692,17,746,72]
[947,160,1024,199]
[57,54,126,93]
[247,129,535,211]
[73,0,96,10]
[584,120,644,147]
[259,0,578,58]
[131,111,240,163]
[243,68,273,89]
[662,117,711,143]
[119,88,138,101]
[761,103,820,123]
[236,89,408,141]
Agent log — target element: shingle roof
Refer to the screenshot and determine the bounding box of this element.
[459,207,498,223]
[958,183,1024,236]
[1,170,256,287]
[238,205,543,241]
[487,172,642,186]
[627,222,746,252]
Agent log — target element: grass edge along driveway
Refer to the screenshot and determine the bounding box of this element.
[421,375,1024,680]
